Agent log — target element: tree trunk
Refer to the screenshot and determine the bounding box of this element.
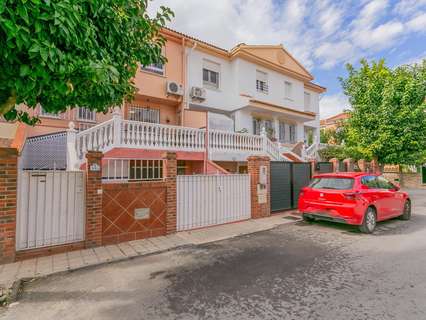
[0,90,17,116]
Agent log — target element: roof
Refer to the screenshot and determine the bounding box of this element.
[162,27,326,92]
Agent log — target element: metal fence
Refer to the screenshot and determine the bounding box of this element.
[102,158,164,182]
[16,170,85,250]
[177,174,251,231]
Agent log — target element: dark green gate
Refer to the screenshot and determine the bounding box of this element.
[270,162,312,212]
[317,162,333,173]
[270,162,292,212]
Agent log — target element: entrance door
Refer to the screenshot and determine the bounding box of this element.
[270,162,292,211]
[270,162,312,212]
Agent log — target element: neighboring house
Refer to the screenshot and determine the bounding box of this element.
[14,28,326,175]
[320,112,350,131]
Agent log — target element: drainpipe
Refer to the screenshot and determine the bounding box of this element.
[183,41,198,126]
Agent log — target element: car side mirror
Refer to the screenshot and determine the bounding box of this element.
[391,184,400,191]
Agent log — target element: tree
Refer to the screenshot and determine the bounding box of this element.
[340,59,426,165]
[0,0,173,124]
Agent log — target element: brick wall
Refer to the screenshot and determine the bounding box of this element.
[164,152,177,234]
[247,156,271,219]
[400,173,426,189]
[85,151,103,248]
[102,181,167,244]
[0,148,18,263]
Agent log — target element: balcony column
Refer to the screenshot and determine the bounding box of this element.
[66,122,79,171]
[296,123,304,143]
[273,117,280,142]
[112,106,122,147]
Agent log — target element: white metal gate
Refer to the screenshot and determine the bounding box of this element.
[16,170,85,251]
[177,175,251,231]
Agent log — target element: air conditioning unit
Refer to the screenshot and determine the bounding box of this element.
[190,86,206,101]
[166,81,184,96]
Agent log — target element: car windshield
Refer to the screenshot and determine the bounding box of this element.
[309,177,354,190]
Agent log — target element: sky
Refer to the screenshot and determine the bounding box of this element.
[148,0,426,119]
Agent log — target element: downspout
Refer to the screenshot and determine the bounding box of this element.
[185,41,208,173]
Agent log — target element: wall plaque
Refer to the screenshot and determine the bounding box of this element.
[134,208,150,220]
[89,163,101,172]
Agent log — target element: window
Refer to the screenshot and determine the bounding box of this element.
[284,81,292,100]
[203,59,220,89]
[128,160,163,180]
[310,177,354,190]
[304,92,311,111]
[361,176,379,188]
[256,70,268,94]
[278,121,296,143]
[253,118,273,136]
[377,176,395,190]
[141,62,164,75]
[141,48,165,75]
[77,107,96,122]
[39,106,61,118]
[128,106,160,123]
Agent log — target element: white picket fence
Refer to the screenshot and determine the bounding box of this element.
[177,174,251,231]
[16,170,85,251]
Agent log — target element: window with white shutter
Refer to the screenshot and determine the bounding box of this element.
[256,70,268,94]
[203,59,220,89]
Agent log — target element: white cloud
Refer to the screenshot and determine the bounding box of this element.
[320,94,350,119]
[147,0,426,74]
[406,13,426,32]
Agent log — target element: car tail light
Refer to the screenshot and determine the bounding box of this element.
[343,192,361,200]
[299,187,308,197]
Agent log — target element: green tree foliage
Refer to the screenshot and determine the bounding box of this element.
[0,0,173,124]
[340,59,426,165]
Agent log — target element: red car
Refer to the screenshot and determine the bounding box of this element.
[298,172,411,233]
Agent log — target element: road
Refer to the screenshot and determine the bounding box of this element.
[2,189,426,320]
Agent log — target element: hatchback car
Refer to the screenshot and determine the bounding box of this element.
[298,172,411,233]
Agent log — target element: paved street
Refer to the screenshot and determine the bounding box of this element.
[2,189,426,320]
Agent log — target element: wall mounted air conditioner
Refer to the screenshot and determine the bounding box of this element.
[190,86,206,101]
[166,81,184,96]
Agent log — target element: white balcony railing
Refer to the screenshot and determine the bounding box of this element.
[68,108,290,168]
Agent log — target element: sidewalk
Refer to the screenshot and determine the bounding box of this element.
[0,212,300,291]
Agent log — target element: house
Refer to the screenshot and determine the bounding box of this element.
[320,112,350,131]
[14,28,326,175]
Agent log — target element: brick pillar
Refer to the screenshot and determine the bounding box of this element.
[85,151,103,248]
[163,152,177,234]
[343,158,354,172]
[329,158,339,172]
[247,156,271,219]
[309,159,317,176]
[358,159,367,172]
[0,148,18,263]
[371,159,380,174]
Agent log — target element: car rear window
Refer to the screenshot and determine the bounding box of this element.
[309,177,354,190]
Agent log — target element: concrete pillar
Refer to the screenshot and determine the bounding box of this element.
[0,148,18,263]
[85,151,103,248]
[163,152,177,234]
[247,156,271,219]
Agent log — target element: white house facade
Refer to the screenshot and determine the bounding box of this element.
[185,43,325,160]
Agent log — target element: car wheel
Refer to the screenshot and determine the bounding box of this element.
[359,207,376,234]
[302,214,314,222]
[399,200,411,221]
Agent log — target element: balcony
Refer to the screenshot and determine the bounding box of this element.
[65,109,292,170]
